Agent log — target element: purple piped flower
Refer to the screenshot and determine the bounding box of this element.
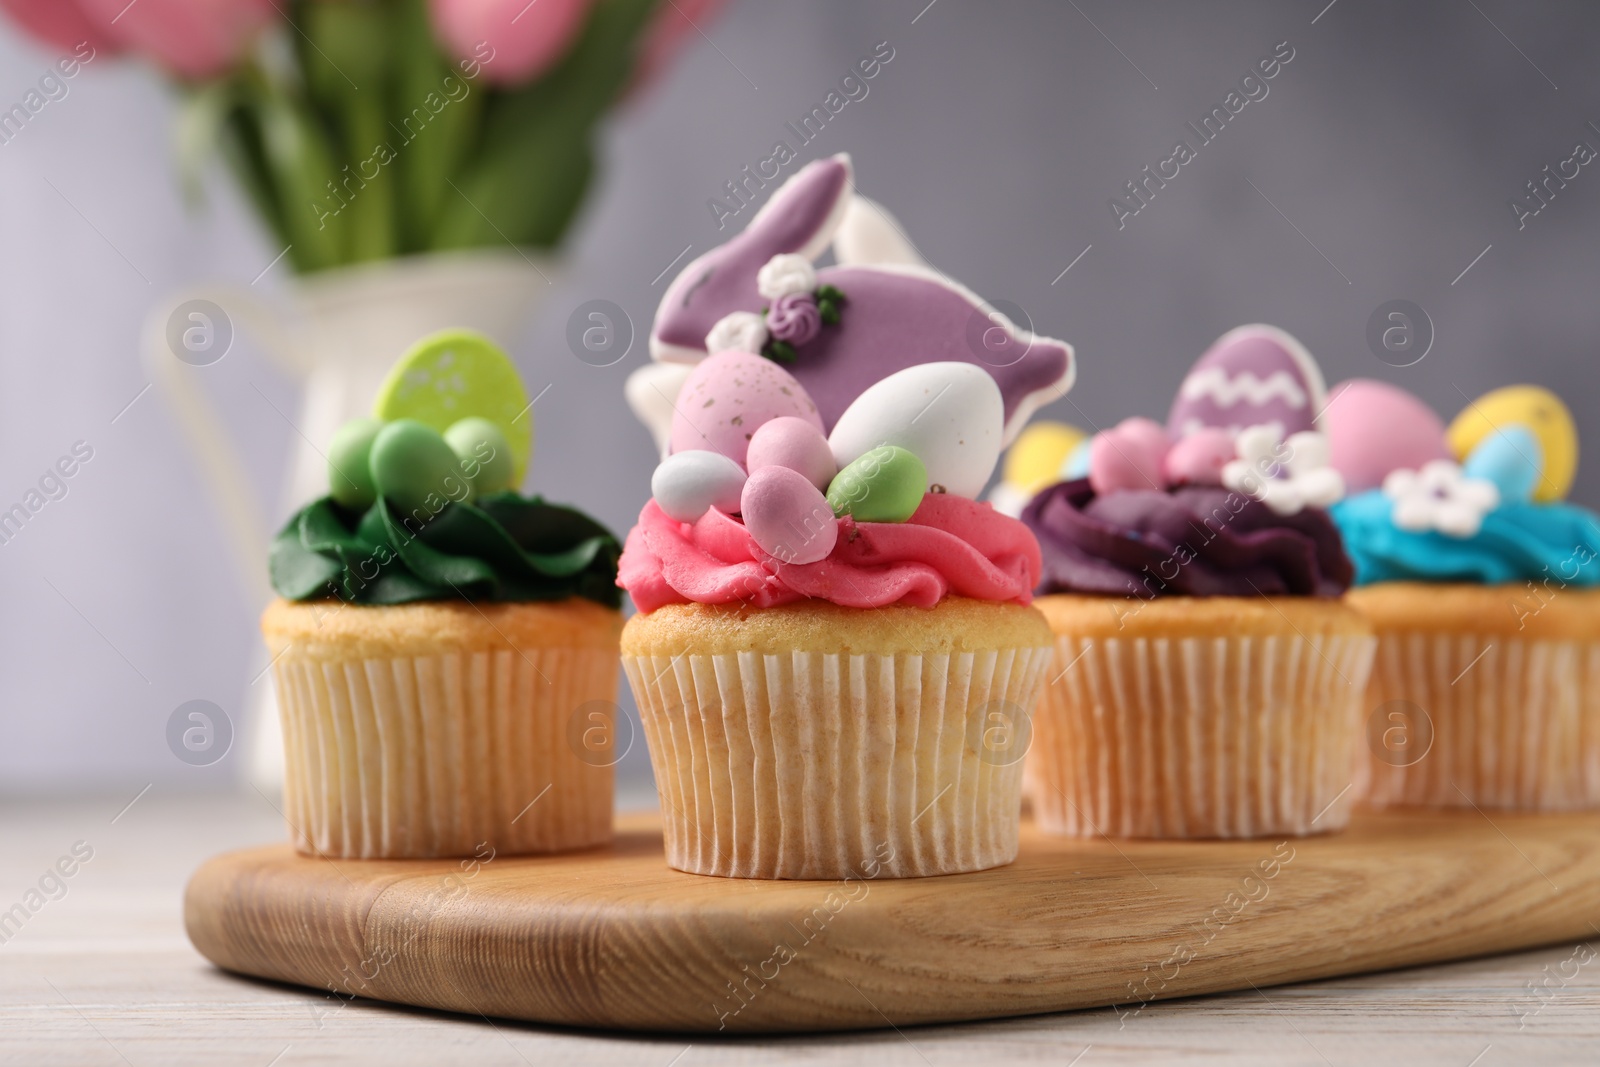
[766,292,821,346]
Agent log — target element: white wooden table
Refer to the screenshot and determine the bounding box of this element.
[2,793,1596,1066]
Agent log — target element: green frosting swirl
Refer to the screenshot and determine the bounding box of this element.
[269,492,621,608]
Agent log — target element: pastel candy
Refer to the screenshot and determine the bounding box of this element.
[669,351,822,469]
[1168,324,1327,439]
[746,416,837,491]
[651,450,748,523]
[1062,437,1092,480]
[1462,425,1543,504]
[1001,421,1088,496]
[1163,427,1235,486]
[1088,417,1169,495]
[826,445,927,523]
[327,417,383,510]
[1448,385,1576,502]
[741,465,838,565]
[828,362,1003,499]
[371,419,471,514]
[1322,379,1451,493]
[444,417,516,496]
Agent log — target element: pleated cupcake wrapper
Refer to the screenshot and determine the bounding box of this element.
[273,646,619,858]
[1029,633,1375,839]
[623,646,1052,879]
[1362,632,1600,811]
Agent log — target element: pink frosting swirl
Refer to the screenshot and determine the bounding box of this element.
[620,493,1042,612]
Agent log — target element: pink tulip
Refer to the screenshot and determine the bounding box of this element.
[630,0,730,94]
[430,0,591,86]
[0,0,121,55]
[75,0,276,80]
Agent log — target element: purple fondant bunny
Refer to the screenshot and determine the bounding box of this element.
[642,154,1075,446]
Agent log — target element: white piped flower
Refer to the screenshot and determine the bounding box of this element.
[705,311,768,355]
[1383,460,1500,538]
[1222,426,1345,516]
[756,254,817,301]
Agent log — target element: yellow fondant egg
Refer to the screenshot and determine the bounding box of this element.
[1001,421,1088,496]
[1447,385,1577,502]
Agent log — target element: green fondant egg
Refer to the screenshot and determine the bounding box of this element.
[327,417,383,510]
[826,445,927,523]
[445,416,517,496]
[370,419,472,516]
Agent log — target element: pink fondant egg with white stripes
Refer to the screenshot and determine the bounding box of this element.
[1166,324,1328,439]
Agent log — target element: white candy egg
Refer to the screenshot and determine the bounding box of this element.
[651,450,747,522]
[827,363,1004,499]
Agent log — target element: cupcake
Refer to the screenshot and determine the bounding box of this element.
[1013,325,1376,839]
[263,330,623,859]
[619,155,1074,879]
[1325,381,1600,811]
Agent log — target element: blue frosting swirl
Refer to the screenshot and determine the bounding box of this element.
[1331,489,1600,586]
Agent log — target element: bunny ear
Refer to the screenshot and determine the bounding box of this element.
[650,154,855,364]
[833,195,924,267]
[625,362,695,458]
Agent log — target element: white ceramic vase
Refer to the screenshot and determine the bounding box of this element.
[143,250,557,792]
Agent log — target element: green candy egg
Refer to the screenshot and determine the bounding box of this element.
[445,417,517,496]
[826,445,927,523]
[370,418,473,516]
[327,417,383,510]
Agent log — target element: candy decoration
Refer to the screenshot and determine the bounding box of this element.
[646,154,1074,445]
[327,417,383,510]
[669,351,823,469]
[741,466,838,565]
[1223,427,1345,516]
[1088,417,1169,496]
[651,450,748,523]
[373,329,533,485]
[826,445,927,523]
[1447,385,1576,502]
[370,419,472,514]
[1461,425,1543,504]
[1167,324,1327,439]
[746,416,837,491]
[1001,421,1088,497]
[444,417,516,497]
[1062,437,1092,480]
[827,362,1003,500]
[1162,427,1235,487]
[1322,379,1452,493]
[1384,461,1500,538]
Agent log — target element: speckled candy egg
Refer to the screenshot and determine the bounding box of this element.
[828,362,1003,500]
[746,416,837,491]
[670,351,823,469]
[1322,379,1451,493]
[652,450,748,522]
[1163,427,1236,487]
[741,465,838,565]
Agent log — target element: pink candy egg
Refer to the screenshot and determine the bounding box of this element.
[1322,379,1451,493]
[746,416,838,490]
[1088,417,1170,495]
[741,465,838,565]
[1163,428,1236,486]
[670,351,824,469]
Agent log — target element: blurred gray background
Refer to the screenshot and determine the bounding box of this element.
[2,0,1596,799]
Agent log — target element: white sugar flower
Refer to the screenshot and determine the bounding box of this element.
[1222,426,1346,516]
[756,254,817,301]
[705,311,768,355]
[1383,460,1500,538]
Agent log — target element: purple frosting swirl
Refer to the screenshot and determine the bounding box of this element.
[1022,479,1354,598]
[767,292,821,345]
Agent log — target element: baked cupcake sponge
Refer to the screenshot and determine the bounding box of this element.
[263,597,622,858]
[622,598,1053,879]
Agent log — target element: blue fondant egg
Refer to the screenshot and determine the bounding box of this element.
[1462,425,1543,504]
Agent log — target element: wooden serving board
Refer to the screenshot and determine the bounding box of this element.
[185,810,1600,1033]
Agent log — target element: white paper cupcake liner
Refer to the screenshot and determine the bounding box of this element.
[623,645,1052,879]
[1361,632,1600,811]
[273,646,619,858]
[1029,633,1375,839]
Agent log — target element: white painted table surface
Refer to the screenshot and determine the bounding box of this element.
[1,793,1596,1067]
